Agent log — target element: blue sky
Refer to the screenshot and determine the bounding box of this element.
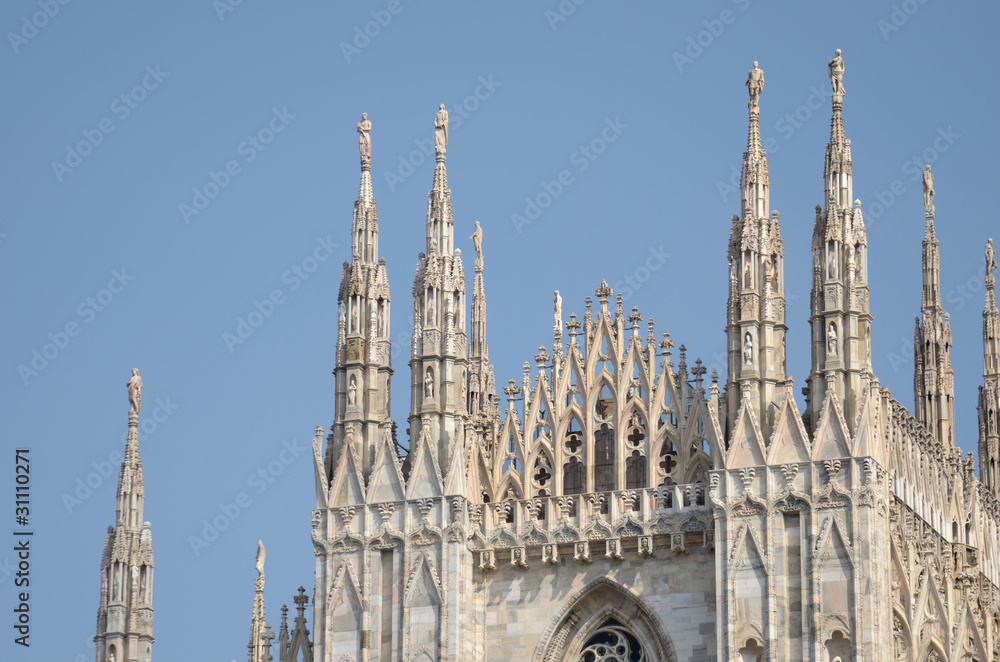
[1,1,997,660]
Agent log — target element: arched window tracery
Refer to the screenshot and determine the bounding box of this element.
[579,619,646,662]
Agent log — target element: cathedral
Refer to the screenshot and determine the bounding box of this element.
[94,52,1000,662]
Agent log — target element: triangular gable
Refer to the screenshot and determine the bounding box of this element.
[443,428,468,497]
[621,334,651,396]
[730,523,768,573]
[954,598,989,661]
[815,515,853,565]
[852,386,881,463]
[766,390,810,465]
[587,317,619,378]
[404,552,442,606]
[367,428,405,503]
[327,560,363,618]
[329,437,366,506]
[493,407,525,479]
[727,403,767,468]
[405,425,443,499]
[812,394,852,460]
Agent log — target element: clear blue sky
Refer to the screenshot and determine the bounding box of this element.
[1,1,997,660]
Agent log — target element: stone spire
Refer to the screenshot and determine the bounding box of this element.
[468,222,498,422]
[726,61,786,440]
[914,175,955,446]
[248,541,273,662]
[980,238,1000,492]
[328,113,393,484]
[805,50,872,433]
[95,370,154,662]
[408,103,469,476]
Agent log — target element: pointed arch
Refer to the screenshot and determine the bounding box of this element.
[404,553,441,659]
[328,561,363,660]
[531,577,677,662]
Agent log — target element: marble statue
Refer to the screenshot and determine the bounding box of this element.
[988,238,997,276]
[127,368,143,414]
[746,61,764,108]
[357,112,372,160]
[829,49,845,96]
[255,540,266,578]
[470,221,483,260]
[424,370,434,399]
[435,104,449,150]
[828,251,837,279]
[923,165,935,209]
[828,322,838,355]
[554,290,562,325]
[348,376,357,406]
[743,332,753,365]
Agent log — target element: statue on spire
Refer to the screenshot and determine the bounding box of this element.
[255,540,266,579]
[746,61,764,109]
[357,112,372,161]
[127,368,143,414]
[434,104,449,151]
[828,49,845,97]
[922,165,935,210]
[987,238,997,278]
[470,221,483,261]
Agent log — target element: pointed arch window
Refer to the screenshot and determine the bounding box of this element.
[594,423,616,493]
[579,618,646,662]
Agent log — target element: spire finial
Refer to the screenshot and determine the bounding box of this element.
[434,103,449,161]
[828,49,845,98]
[127,368,143,415]
[922,165,935,213]
[746,60,764,112]
[357,112,371,170]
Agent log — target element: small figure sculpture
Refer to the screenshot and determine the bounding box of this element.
[377,305,385,336]
[828,49,845,96]
[987,238,997,276]
[922,165,935,209]
[470,221,483,260]
[434,104,449,151]
[746,61,764,109]
[255,540,266,579]
[109,652,116,662]
[348,376,357,406]
[828,251,837,279]
[357,112,372,160]
[828,323,838,356]
[424,370,434,400]
[554,290,562,325]
[127,368,143,414]
[744,262,752,288]
[743,332,753,365]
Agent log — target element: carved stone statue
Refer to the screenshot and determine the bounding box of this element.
[743,332,753,365]
[470,221,483,260]
[554,290,562,325]
[828,322,838,355]
[434,104,449,151]
[744,262,752,288]
[987,239,997,276]
[348,376,357,406]
[746,61,764,109]
[828,250,837,279]
[828,49,845,96]
[255,540,266,579]
[127,368,143,414]
[424,370,434,400]
[923,165,935,209]
[377,305,385,336]
[357,112,372,160]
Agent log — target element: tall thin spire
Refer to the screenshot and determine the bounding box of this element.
[328,113,393,483]
[726,61,786,439]
[248,541,272,662]
[408,103,469,476]
[914,169,954,446]
[95,370,154,662]
[806,50,872,434]
[979,238,1000,492]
